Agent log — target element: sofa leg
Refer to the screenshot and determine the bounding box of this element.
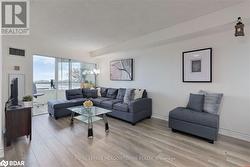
[172,129,177,133]
[208,140,214,144]
[131,123,136,126]
[147,116,151,119]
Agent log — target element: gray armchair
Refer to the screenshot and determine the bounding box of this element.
[168,92,223,143]
[169,107,219,143]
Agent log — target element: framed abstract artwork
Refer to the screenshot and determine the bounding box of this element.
[110,59,133,81]
[182,48,212,82]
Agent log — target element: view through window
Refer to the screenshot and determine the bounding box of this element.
[33,55,96,115]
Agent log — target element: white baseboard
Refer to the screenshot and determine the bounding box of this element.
[151,113,250,142]
[152,113,169,121]
[219,128,250,142]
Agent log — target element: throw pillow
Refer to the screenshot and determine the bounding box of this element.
[186,93,204,112]
[106,88,118,99]
[123,88,135,104]
[134,89,144,100]
[199,90,223,115]
[116,88,126,100]
[84,89,98,98]
[100,87,108,97]
[96,87,101,97]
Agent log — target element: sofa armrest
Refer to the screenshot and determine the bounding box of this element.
[129,98,152,114]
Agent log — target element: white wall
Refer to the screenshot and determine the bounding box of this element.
[95,29,250,142]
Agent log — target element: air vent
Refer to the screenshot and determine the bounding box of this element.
[9,48,25,56]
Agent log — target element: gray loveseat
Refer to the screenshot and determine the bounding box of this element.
[48,88,152,125]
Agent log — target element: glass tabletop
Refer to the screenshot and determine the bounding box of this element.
[67,106,112,117]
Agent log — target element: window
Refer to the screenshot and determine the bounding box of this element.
[33,55,96,115]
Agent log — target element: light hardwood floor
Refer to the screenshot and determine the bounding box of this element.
[3,114,250,167]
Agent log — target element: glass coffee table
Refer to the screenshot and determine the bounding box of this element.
[67,106,112,138]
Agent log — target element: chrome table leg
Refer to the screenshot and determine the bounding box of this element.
[88,117,93,138]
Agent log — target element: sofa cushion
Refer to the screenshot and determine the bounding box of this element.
[83,89,98,98]
[100,99,122,109]
[68,98,87,106]
[199,90,223,115]
[113,102,129,112]
[106,88,118,99]
[116,88,126,100]
[48,99,76,109]
[169,107,219,128]
[100,87,108,97]
[123,88,135,104]
[91,97,111,105]
[65,89,83,100]
[100,99,121,109]
[187,94,204,112]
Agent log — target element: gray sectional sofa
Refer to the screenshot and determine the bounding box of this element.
[48,88,152,125]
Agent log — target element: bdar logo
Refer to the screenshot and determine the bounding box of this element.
[0,160,8,167]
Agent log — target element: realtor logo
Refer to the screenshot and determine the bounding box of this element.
[1,0,30,35]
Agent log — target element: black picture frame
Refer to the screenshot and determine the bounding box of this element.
[110,58,134,81]
[182,48,212,83]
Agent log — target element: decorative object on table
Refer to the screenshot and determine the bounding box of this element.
[235,17,245,37]
[182,48,212,82]
[22,95,33,107]
[83,100,93,108]
[83,100,93,115]
[110,59,133,81]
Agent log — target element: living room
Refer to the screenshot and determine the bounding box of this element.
[0,0,250,167]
